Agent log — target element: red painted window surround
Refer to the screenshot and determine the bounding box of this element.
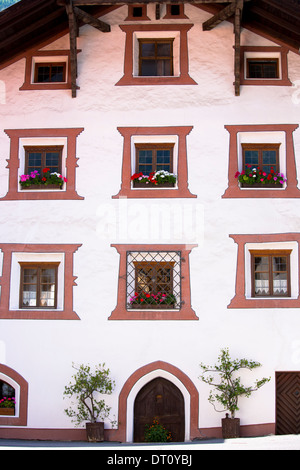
[0,364,28,427]
[1,128,84,201]
[109,243,198,320]
[222,124,300,198]
[0,243,81,320]
[240,46,292,87]
[228,233,300,309]
[19,50,80,92]
[115,24,197,86]
[112,126,196,199]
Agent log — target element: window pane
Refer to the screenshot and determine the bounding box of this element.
[0,380,15,400]
[262,62,278,78]
[36,66,51,82]
[254,272,270,295]
[141,43,155,57]
[140,60,157,76]
[22,284,37,307]
[244,150,259,167]
[248,60,278,79]
[156,59,171,76]
[40,268,56,307]
[273,272,288,295]
[254,256,269,272]
[50,66,64,82]
[157,43,171,56]
[28,152,42,172]
[45,152,60,173]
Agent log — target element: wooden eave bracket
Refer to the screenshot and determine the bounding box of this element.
[202,0,244,96]
[59,0,110,97]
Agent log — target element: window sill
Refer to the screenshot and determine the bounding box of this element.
[1,309,80,320]
[109,307,197,320]
[116,75,197,86]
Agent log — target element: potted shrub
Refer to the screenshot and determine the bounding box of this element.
[131,170,176,188]
[19,168,67,189]
[144,418,172,443]
[235,165,286,188]
[199,348,270,438]
[0,397,15,415]
[64,363,115,442]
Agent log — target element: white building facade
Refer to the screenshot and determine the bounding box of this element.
[0,0,300,442]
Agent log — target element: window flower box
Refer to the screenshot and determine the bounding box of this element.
[235,166,286,188]
[19,168,67,190]
[0,408,15,415]
[130,303,175,309]
[0,397,15,415]
[131,170,176,188]
[128,292,177,309]
[21,183,63,190]
[133,181,175,188]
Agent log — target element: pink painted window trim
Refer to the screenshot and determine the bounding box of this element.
[228,233,300,309]
[112,126,196,199]
[116,24,197,86]
[1,128,84,201]
[19,50,78,91]
[240,46,292,87]
[222,124,300,198]
[0,243,81,320]
[125,4,150,21]
[109,243,198,320]
[0,364,28,427]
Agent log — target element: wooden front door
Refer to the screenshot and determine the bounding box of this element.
[134,377,185,442]
[276,372,300,434]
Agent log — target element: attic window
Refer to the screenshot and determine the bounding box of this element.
[34,63,66,83]
[133,6,143,17]
[246,59,279,79]
[240,46,292,87]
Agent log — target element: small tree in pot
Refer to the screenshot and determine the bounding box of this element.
[199,348,270,438]
[64,362,115,442]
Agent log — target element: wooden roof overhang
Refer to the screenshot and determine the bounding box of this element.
[0,0,299,97]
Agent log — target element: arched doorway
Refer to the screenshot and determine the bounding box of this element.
[133,377,185,442]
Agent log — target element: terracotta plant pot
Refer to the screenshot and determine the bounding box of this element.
[86,422,104,442]
[221,415,240,438]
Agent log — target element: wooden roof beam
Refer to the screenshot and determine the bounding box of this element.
[65,0,78,98]
[73,6,110,31]
[234,0,243,96]
[202,1,237,30]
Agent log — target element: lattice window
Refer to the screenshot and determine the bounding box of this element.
[126,251,181,309]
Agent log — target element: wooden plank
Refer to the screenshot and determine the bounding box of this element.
[73,6,110,31]
[65,0,78,98]
[202,2,236,30]
[234,0,243,96]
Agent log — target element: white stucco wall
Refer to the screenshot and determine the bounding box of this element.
[0,4,300,439]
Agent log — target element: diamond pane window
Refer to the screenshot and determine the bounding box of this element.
[126,251,181,309]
